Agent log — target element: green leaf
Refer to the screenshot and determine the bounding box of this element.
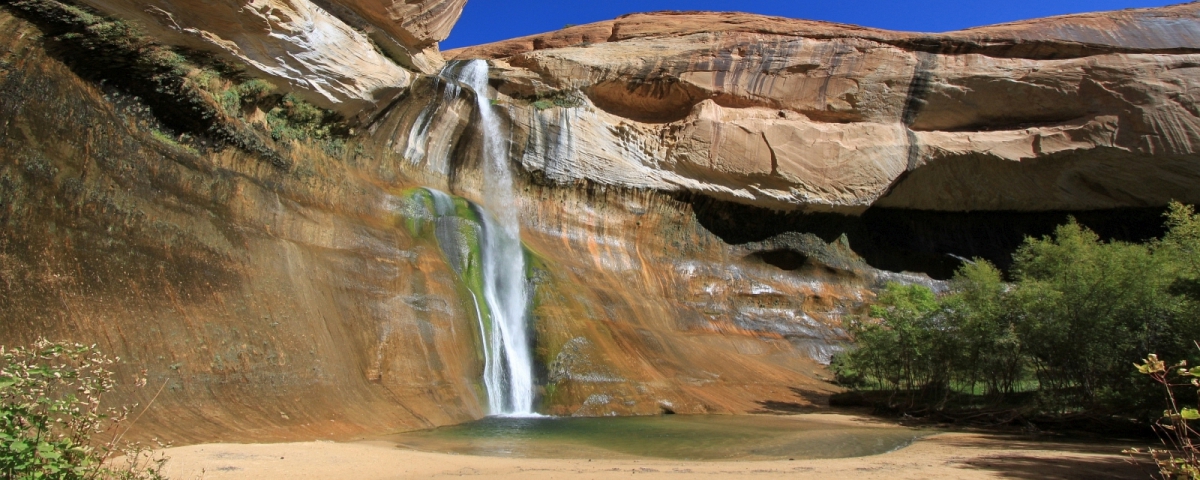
[10,440,28,452]
[1181,408,1200,420]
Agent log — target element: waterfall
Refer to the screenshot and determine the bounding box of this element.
[417,59,536,417]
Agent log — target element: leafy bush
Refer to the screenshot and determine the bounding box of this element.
[0,339,167,479]
[833,202,1200,419]
[1127,353,1200,479]
[1012,217,1190,412]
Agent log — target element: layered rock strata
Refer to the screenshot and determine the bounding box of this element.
[449,4,1200,212]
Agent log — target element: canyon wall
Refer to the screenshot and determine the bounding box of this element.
[1,0,1197,444]
[451,4,1200,213]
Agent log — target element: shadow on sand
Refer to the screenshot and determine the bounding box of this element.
[752,387,830,414]
[957,453,1151,479]
[941,436,1158,479]
[753,387,1163,479]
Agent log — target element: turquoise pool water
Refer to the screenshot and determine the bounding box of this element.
[387,414,927,461]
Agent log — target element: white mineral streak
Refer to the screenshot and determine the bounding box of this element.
[404,68,473,174]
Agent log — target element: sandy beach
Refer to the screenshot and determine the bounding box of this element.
[155,415,1154,479]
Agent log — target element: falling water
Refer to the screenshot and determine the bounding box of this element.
[417,60,535,416]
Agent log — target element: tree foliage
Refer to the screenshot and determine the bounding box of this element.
[832,202,1200,418]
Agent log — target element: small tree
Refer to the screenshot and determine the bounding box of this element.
[945,260,1024,397]
[837,283,956,404]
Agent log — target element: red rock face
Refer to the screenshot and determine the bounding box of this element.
[334,0,466,47]
[450,5,1200,60]
[0,10,482,442]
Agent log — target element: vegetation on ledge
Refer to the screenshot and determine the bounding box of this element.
[2,0,352,168]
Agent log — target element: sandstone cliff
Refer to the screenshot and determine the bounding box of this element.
[449,4,1200,212]
[0,0,1197,445]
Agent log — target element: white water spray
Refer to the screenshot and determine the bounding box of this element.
[420,60,536,416]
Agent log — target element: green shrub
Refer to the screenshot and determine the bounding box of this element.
[1011,218,1191,412]
[235,79,275,104]
[837,283,944,393]
[265,93,346,142]
[0,339,167,479]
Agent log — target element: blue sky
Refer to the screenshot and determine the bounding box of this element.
[441,0,1181,49]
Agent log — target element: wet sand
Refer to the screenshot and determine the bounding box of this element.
[155,414,1153,479]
